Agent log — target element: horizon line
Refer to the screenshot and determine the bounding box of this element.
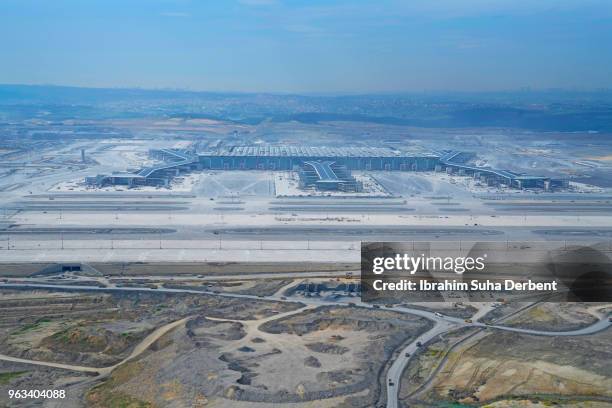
[1,82,612,98]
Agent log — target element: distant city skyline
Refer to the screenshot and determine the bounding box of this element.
[1,0,612,93]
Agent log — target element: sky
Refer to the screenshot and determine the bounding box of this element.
[1,0,612,93]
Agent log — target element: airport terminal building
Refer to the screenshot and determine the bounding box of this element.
[197,145,439,171]
[85,148,200,187]
[298,160,363,192]
[86,145,567,191]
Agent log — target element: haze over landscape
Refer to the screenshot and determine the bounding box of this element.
[2,0,612,92]
[1,2,611,408]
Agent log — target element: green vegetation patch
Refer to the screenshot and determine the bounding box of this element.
[88,392,152,408]
[86,361,153,408]
[11,318,51,335]
[0,371,28,385]
[49,327,106,351]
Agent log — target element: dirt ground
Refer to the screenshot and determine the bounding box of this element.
[85,305,432,408]
[419,328,612,405]
[0,290,303,367]
[504,303,608,331]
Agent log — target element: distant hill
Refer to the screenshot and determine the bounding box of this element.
[1,84,611,132]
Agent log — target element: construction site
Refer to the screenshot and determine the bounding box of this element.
[0,94,611,408]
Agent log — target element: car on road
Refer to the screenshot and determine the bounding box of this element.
[435,312,443,317]
[416,341,422,347]
[405,352,411,357]
[388,379,394,386]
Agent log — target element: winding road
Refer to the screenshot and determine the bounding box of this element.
[0,282,610,408]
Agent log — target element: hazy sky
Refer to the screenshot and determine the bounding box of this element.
[1,0,612,93]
